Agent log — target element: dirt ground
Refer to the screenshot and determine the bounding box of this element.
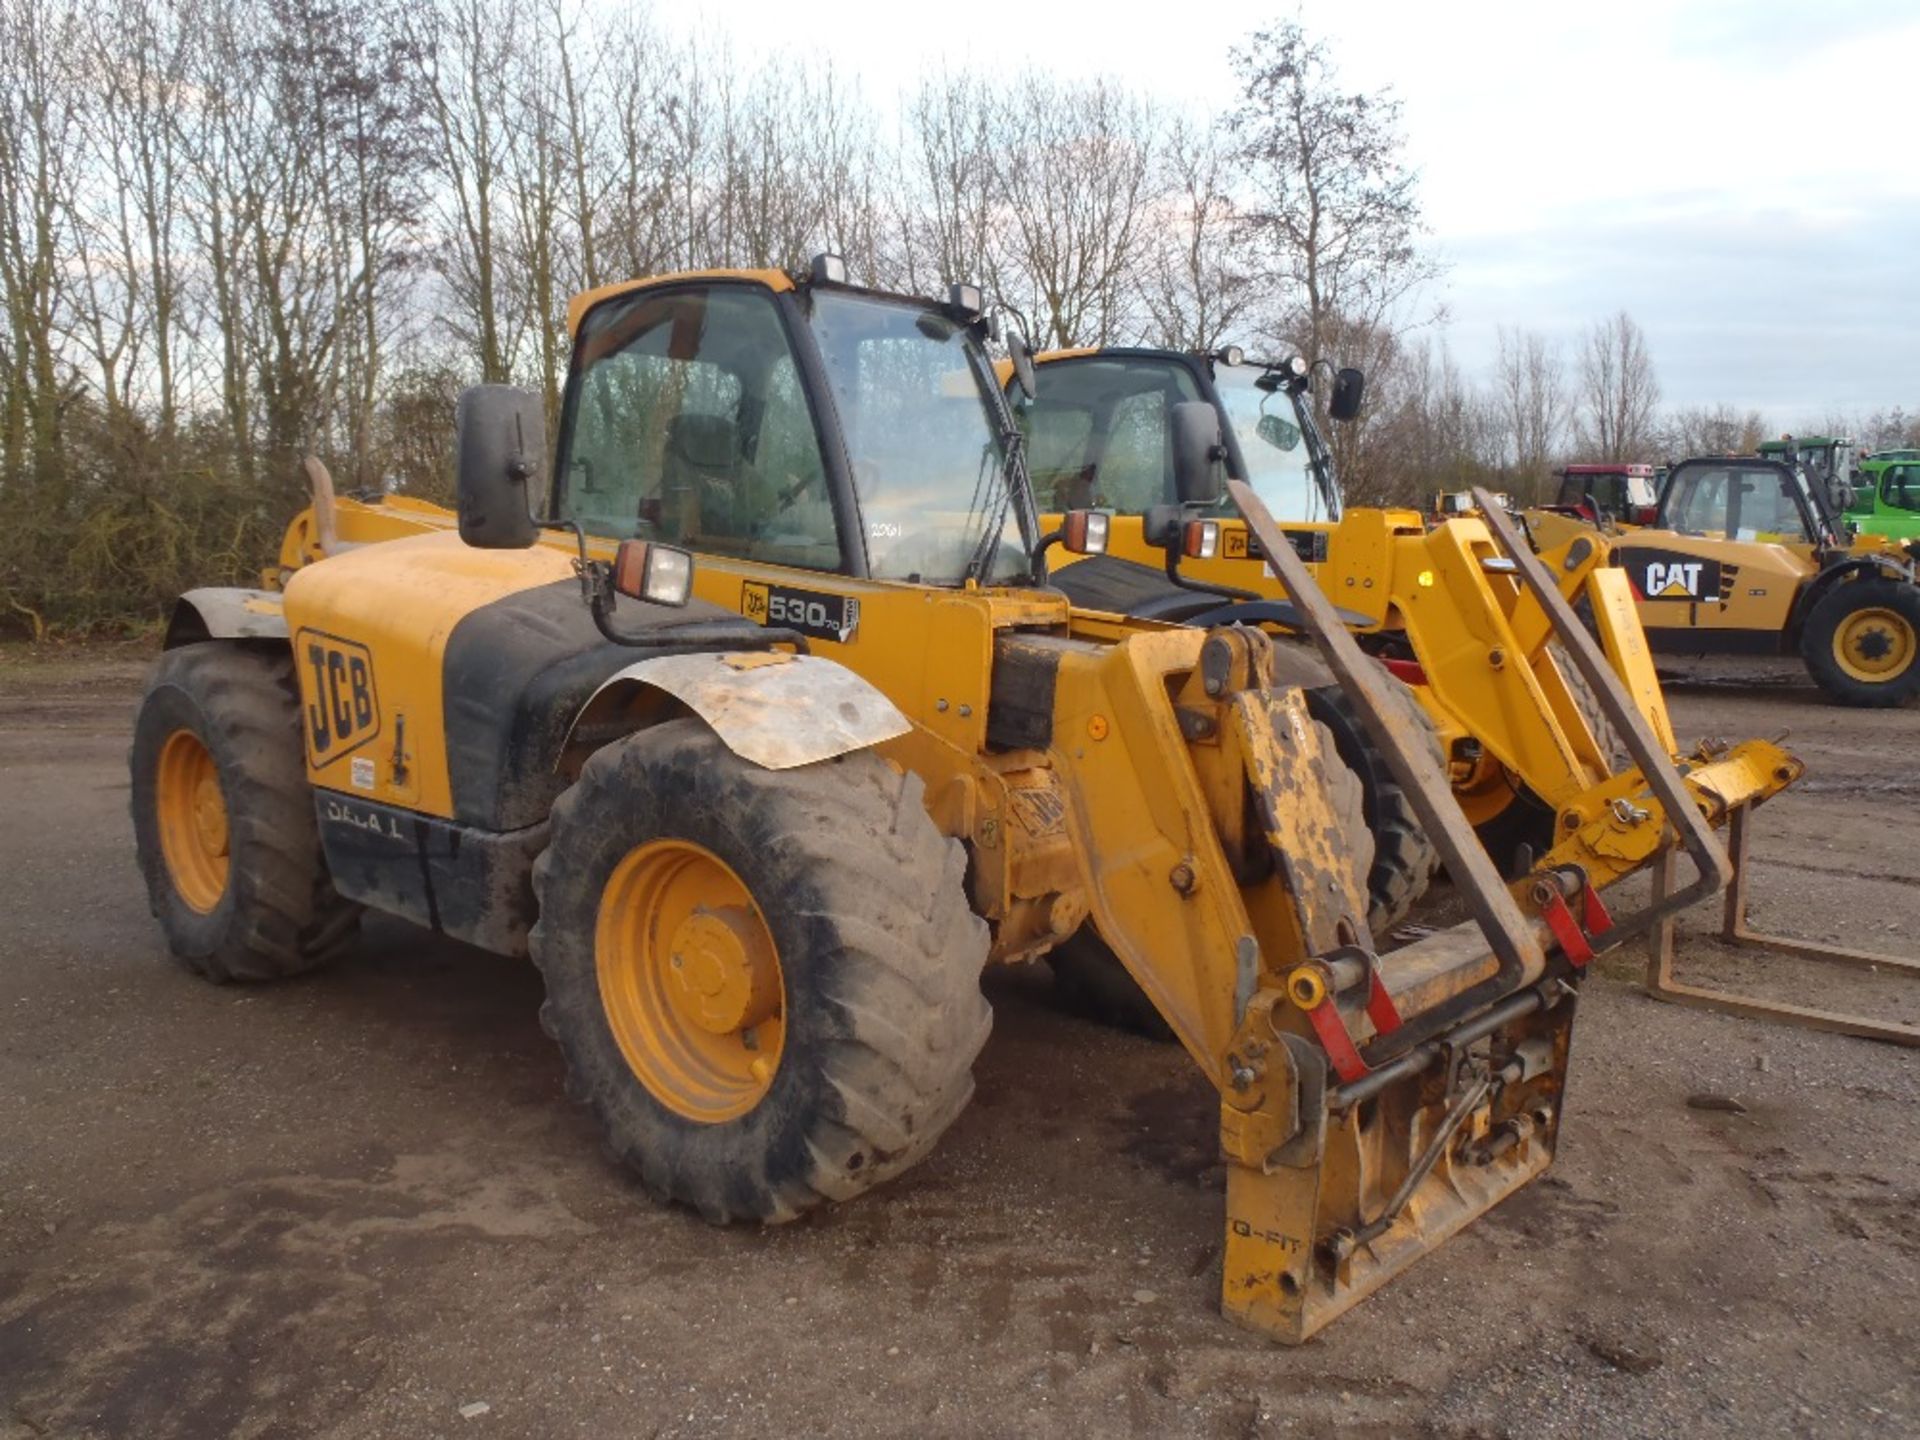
[1,645,1915,1439]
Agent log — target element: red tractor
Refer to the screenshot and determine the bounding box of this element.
[1547,463,1659,528]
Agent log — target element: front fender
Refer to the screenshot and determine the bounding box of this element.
[164,588,288,648]
[567,651,910,771]
[1790,556,1916,636]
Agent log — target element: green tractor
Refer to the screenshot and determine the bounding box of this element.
[1848,450,1920,542]
[1756,435,1859,515]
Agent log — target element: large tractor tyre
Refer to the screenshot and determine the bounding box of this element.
[129,643,361,981]
[1548,639,1632,773]
[1470,788,1557,881]
[1046,926,1175,1042]
[529,719,991,1224]
[1303,680,1442,935]
[1799,579,1920,708]
[1047,718,1374,1041]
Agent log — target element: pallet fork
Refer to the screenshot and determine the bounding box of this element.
[1646,805,1920,1046]
[1468,489,1920,1048]
[1204,484,1805,1341]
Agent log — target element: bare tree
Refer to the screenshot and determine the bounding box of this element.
[1230,21,1440,363]
[900,72,998,296]
[1493,326,1566,497]
[1661,404,1765,458]
[1576,311,1660,460]
[991,74,1156,348]
[0,0,82,489]
[415,0,523,382]
[1139,115,1252,352]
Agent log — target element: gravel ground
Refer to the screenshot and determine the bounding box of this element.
[1,645,1914,1439]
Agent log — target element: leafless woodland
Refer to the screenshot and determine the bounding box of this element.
[1,1,1914,633]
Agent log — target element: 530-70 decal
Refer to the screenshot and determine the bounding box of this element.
[295,629,381,767]
[741,581,860,643]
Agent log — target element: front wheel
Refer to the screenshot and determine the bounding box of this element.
[1800,579,1920,707]
[530,719,991,1223]
[129,644,360,981]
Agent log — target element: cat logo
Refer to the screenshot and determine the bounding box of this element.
[1646,561,1704,598]
[296,629,381,768]
[1622,550,1722,603]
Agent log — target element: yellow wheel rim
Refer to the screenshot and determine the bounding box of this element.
[156,729,230,913]
[1832,607,1916,683]
[595,838,785,1123]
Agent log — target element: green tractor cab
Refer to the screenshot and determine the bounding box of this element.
[1847,451,1920,542]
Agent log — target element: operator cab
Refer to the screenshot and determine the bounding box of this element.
[1554,464,1658,525]
[537,264,1045,592]
[1656,457,1830,547]
[1009,348,1344,525]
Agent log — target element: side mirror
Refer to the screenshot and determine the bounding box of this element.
[1170,401,1225,506]
[456,385,546,549]
[1255,412,1301,453]
[1007,327,1038,401]
[1328,367,1366,422]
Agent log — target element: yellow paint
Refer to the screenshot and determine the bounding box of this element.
[282,532,578,816]
[1833,606,1916,681]
[156,729,229,913]
[566,267,793,336]
[595,837,784,1123]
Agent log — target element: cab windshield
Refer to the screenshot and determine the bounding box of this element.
[1664,463,1814,543]
[806,291,1029,584]
[1011,353,1330,522]
[1210,363,1326,521]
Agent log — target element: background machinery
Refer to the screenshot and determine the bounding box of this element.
[1011,346,1792,880]
[133,262,1778,1345]
[1543,463,1660,527]
[1847,450,1920,541]
[1529,454,1920,707]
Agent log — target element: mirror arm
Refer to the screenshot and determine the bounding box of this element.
[1161,541,1258,601]
[583,574,812,654]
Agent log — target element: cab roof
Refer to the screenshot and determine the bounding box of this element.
[565,268,793,337]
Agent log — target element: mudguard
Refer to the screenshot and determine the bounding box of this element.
[568,651,911,771]
[165,588,288,648]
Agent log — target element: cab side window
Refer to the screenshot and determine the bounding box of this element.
[558,285,841,572]
[1889,465,1920,512]
[1666,470,1729,536]
[1098,390,1176,511]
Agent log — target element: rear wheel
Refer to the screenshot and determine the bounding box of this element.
[530,719,990,1222]
[129,644,360,981]
[1801,579,1920,707]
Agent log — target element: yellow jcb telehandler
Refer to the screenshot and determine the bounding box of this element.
[1011,345,1777,886]
[1010,344,1916,1045]
[132,261,1800,1345]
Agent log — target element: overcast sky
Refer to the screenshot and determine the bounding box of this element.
[660,0,1918,425]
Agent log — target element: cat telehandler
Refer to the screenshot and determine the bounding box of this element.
[132,261,1803,1346]
[1527,454,1920,707]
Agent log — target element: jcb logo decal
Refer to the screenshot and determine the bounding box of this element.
[296,629,380,767]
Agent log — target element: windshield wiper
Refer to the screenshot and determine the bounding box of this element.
[963,433,1021,585]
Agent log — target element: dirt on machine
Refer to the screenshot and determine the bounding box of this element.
[131,261,1829,1349]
